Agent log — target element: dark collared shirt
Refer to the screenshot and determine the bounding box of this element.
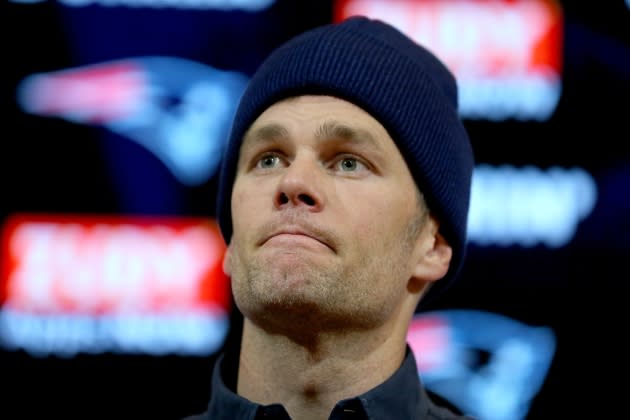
[184,347,473,419]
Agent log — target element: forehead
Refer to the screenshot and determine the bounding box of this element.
[246,95,393,143]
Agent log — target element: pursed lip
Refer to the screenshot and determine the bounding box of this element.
[260,226,335,252]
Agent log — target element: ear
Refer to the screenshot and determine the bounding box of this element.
[222,243,233,277]
[411,215,452,284]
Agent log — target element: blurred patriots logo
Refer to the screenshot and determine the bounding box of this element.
[408,309,557,420]
[16,56,249,186]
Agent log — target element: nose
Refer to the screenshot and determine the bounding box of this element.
[274,157,325,212]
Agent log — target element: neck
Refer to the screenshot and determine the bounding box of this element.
[237,318,409,420]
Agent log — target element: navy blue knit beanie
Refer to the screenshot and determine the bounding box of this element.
[216,16,474,303]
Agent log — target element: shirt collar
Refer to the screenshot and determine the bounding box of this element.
[206,346,437,419]
[206,353,259,420]
[354,346,430,418]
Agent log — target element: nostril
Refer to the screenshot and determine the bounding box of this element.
[276,192,317,207]
[298,194,315,206]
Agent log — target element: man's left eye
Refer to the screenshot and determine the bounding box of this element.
[337,157,364,172]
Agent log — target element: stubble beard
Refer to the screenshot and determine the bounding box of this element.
[230,219,421,339]
[231,251,355,335]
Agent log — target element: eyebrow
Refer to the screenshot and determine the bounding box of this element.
[242,120,384,152]
[314,121,384,152]
[242,123,290,147]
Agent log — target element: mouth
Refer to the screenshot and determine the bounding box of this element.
[260,226,335,252]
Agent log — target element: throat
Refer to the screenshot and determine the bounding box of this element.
[236,317,407,417]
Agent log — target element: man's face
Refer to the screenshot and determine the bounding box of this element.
[226,95,430,333]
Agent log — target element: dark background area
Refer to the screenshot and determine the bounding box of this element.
[2,1,629,418]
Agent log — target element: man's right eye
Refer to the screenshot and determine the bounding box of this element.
[257,154,280,169]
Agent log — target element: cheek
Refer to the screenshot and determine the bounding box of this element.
[347,203,392,247]
[230,189,243,224]
[231,184,258,232]
[350,195,415,247]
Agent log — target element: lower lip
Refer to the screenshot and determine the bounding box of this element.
[265,233,329,250]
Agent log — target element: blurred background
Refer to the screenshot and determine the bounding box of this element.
[2,0,628,418]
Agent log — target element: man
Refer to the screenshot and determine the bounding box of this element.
[186,15,475,419]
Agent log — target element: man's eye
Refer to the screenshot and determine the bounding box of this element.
[337,157,363,172]
[257,154,280,169]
